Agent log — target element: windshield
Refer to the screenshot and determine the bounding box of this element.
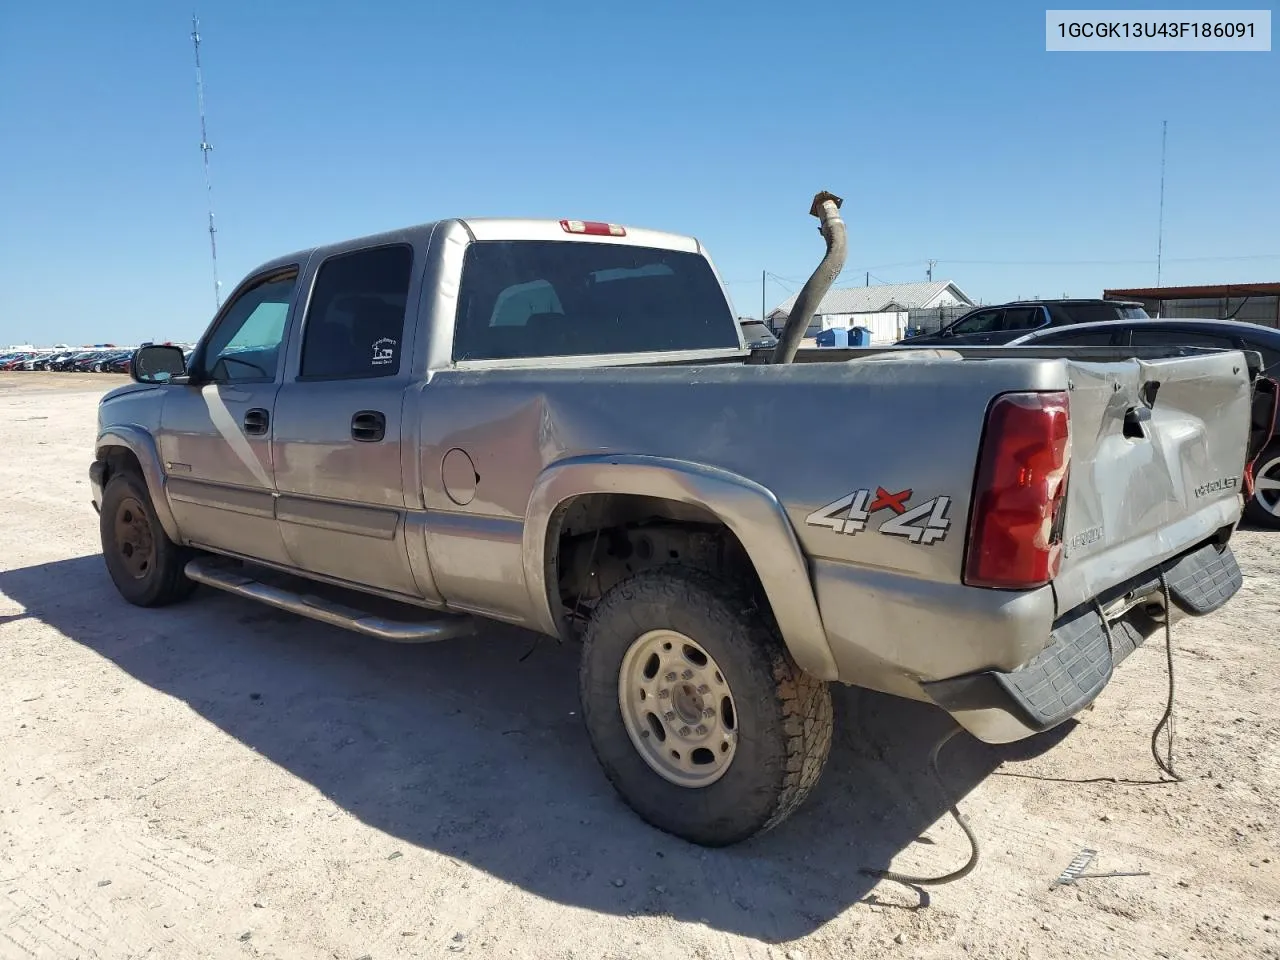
[453,241,738,361]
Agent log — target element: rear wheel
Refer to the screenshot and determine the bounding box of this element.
[100,471,198,606]
[1245,442,1280,529]
[578,567,832,846]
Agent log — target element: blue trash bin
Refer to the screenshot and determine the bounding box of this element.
[848,326,872,346]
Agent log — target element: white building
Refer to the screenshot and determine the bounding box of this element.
[768,280,974,343]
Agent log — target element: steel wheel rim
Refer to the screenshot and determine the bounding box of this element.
[113,495,155,580]
[1256,455,1280,517]
[617,629,738,788]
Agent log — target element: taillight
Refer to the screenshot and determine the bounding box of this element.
[964,391,1071,590]
[559,219,627,237]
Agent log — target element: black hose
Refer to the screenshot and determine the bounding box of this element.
[1151,570,1183,782]
[860,725,980,887]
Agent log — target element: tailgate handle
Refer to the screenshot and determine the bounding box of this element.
[1123,405,1151,439]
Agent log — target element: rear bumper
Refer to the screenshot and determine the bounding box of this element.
[921,539,1241,743]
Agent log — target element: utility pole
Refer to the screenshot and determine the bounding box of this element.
[865,271,869,287]
[192,14,221,309]
[927,259,937,282]
[761,269,766,329]
[1156,119,1167,288]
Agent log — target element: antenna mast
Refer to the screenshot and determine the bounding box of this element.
[1156,119,1167,288]
[191,15,221,308]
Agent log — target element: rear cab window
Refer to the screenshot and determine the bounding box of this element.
[452,241,738,361]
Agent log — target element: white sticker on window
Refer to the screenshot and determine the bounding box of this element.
[371,338,396,366]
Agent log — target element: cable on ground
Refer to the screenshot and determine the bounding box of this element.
[860,725,980,887]
[1150,569,1182,782]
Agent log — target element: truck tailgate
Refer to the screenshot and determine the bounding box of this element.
[1051,350,1252,614]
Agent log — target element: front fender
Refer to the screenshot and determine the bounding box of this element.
[522,454,838,681]
[95,426,180,543]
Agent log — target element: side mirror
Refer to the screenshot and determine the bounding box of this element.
[132,345,188,384]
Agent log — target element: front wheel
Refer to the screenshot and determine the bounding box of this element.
[1245,442,1280,529]
[579,568,833,846]
[100,471,198,607]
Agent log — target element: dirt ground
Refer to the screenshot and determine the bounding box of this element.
[1,372,1277,960]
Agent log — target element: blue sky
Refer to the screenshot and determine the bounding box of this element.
[0,0,1276,345]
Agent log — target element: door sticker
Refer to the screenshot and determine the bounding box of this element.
[805,486,953,545]
[371,337,396,366]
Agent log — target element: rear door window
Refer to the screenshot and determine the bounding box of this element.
[947,309,1002,336]
[300,245,414,379]
[1053,302,1129,324]
[453,241,738,360]
[1001,307,1044,332]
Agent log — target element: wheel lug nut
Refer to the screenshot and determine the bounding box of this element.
[695,725,707,735]
[681,669,693,680]
[678,726,691,737]
[702,707,715,718]
[663,711,676,721]
[657,689,670,699]
[665,672,677,682]
[640,730,650,738]
[696,684,710,694]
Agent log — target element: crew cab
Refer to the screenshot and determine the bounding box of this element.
[90,211,1259,846]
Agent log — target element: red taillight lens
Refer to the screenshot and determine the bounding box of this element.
[559,219,627,237]
[964,391,1071,590]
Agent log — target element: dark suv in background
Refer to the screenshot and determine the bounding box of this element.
[896,298,1149,346]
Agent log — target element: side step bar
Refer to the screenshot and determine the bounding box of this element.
[184,558,476,644]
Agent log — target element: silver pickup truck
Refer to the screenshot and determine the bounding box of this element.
[91,197,1261,846]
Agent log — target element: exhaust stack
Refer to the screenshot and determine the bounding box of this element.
[770,191,847,364]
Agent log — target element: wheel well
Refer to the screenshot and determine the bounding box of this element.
[97,445,144,485]
[549,493,771,637]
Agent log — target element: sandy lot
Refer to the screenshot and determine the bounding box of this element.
[1,372,1278,960]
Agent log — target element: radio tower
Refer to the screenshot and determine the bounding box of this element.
[191,15,221,308]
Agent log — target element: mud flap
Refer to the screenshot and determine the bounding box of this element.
[922,540,1241,734]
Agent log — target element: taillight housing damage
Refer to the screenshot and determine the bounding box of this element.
[964,390,1072,590]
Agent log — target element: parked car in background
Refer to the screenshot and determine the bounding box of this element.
[738,319,778,350]
[897,298,1149,347]
[1007,317,1280,529]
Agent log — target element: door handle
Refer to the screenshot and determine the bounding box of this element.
[243,408,269,436]
[351,410,386,442]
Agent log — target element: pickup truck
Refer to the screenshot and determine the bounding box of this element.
[90,198,1261,847]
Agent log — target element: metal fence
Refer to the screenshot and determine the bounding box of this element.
[1154,296,1280,327]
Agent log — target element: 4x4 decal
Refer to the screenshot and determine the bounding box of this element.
[805,486,953,545]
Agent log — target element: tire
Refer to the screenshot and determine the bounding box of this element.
[1245,441,1280,529]
[100,471,198,607]
[579,567,833,846]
